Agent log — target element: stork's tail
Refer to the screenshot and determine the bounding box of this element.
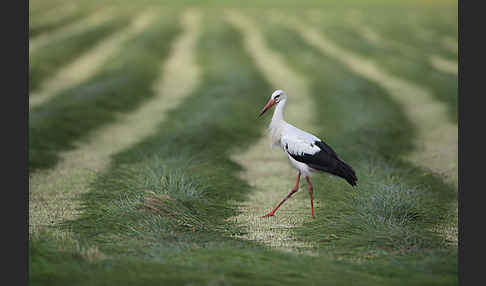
[334,159,357,187]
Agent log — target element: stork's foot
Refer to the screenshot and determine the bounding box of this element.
[261,212,275,218]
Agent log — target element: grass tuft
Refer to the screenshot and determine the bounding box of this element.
[358,181,423,227]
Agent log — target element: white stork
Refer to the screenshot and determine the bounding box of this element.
[258,90,357,218]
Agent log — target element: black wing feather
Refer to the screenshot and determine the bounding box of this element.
[289,140,357,187]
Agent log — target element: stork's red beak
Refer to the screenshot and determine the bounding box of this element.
[258,99,276,118]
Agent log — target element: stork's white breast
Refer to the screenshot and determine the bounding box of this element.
[280,123,322,156]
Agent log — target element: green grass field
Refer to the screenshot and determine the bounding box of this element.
[29,0,458,285]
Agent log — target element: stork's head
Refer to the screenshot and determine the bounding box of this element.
[258,90,286,118]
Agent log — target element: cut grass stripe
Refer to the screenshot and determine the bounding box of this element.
[225,10,316,253]
[282,15,458,188]
[305,10,458,123]
[442,36,458,55]
[29,8,117,54]
[429,55,457,75]
[29,10,180,172]
[29,10,154,109]
[345,12,423,59]
[29,1,77,24]
[29,4,86,39]
[29,7,201,252]
[29,17,126,95]
[344,13,458,77]
[328,8,457,60]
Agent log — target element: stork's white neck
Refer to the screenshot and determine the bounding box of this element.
[271,98,286,124]
[269,98,287,148]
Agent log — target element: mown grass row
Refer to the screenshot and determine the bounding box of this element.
[29,0,103,38]
[304,8,458,122]
[366,9,457,59]
[31,11,457,285]
[29,17,131,92]
[29,0,73,22]
[256,12,457,280]
[28,11,180,172]
[29,11,87,39]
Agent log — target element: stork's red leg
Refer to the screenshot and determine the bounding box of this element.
[262,172,301,218]
[305,176,315,218]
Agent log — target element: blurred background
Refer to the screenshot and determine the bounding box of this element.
[29,0,458,284]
